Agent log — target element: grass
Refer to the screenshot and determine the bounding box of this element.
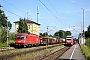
[81,45,90,60]
[0,46,41,56]
[0,42,9,48]
[12,45,63,60]
[0,44,62,56]
[0,40,15,48]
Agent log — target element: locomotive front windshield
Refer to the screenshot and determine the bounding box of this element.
[17,35,24,40]
[66,37,72,40]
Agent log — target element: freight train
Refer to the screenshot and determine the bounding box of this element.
[65,35,75,45]
[40,36,61,45]
[14,33,62,48]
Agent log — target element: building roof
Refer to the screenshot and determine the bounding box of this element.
[14,20,40,25]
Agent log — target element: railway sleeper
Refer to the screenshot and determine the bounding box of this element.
[30,46,70,60]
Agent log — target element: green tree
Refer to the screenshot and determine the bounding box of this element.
[84,25,90,49]
[53,30,71,38]
[40,33,43,36]
[40,32,48,36]
[48,34,52,37]
[53,30,64,38]
[17,18,28,33]
[53,31,58,38]
[85,25,90,38]
[23,18,28,33]
[59,30,64,38]
[87,25,90,31]
[65,31,71,36]
[85,38,90,48]
[43,32,48,36]
[0,7,12,30]
[8,32,16,40]
[0,26,7,43]
[0,5,12,44]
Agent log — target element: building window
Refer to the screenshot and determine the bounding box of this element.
[28,25,30,29]
[17,26,19,29]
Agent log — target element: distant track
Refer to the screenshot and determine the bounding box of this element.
[0,47,15,52]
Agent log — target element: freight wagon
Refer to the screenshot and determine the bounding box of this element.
[40,36,53,45]
[15,33,40,47]
[65,36,75,45]
[40,36,61,45]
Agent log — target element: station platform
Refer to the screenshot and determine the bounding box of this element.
[58,44,85,60]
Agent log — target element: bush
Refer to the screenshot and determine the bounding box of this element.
[8,32,17,45]
[0,26,17,47]
[8,32,17,41]
[85,38,90,48]
[81,45,90,60]
[0,26,7,43]
[0,42,8,47]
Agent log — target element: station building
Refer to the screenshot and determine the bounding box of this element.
[14,20,40,35]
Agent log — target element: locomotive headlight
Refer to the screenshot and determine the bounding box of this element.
[71,43,73,44]
[41,40,42,42]
[24,40,25,43]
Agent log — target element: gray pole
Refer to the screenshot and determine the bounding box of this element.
[82,8,84,44]
[80,22,82,44]
[7,19,8,46]
[27,12,29,19]
[46,26,48,49]
[47,26,48,46]
[37,7,39,23]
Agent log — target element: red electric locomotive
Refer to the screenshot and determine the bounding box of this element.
[15,33,40,47]
[65,36,75,45]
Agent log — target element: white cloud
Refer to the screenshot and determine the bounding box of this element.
[63,11,72,14]
[85,8,90,12]
[71,0,75,3]
[66,27,74,31]
[63,9,82,14]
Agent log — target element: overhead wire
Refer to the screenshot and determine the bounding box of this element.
[2,0,25,13]
[39,0,60,33]
[39,0,67,28]
[2,0,48,33]
[2,0,51,25]
[2,0,32,19]
[39,0,58,20]
[48,0,68,27]
[3,7,22,18]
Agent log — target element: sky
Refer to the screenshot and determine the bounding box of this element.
[0,0,90,38]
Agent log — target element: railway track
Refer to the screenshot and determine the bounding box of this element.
[30,46,70,60]
[0,44,61,52]
[0,44,61,60]
[0,47,15,52]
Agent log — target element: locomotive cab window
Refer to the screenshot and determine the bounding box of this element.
[67,37,71,38]
[67,39,71,40]
[17,35,24,40]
